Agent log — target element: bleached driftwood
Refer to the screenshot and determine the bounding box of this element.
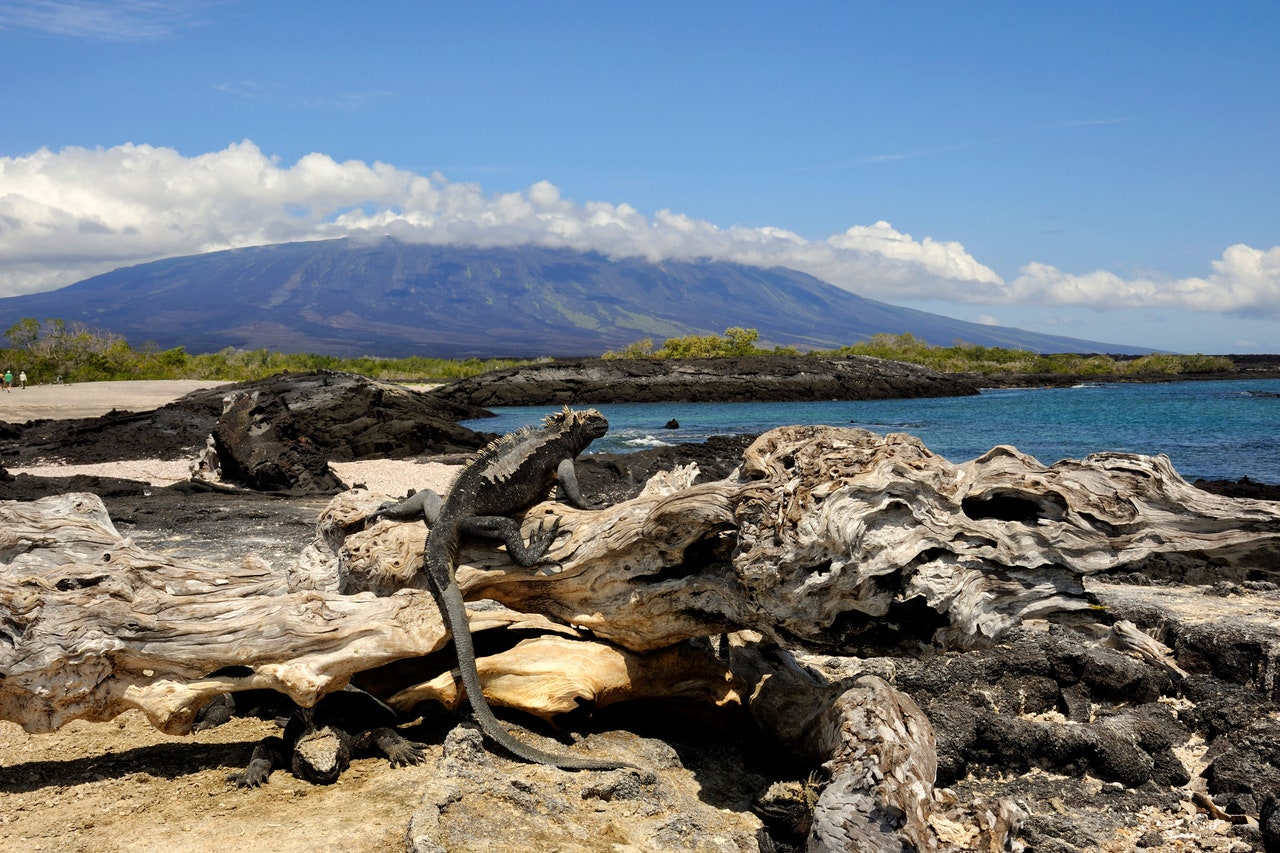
[5,424,1279,731]
[333,424,1280,651]
[736,637,1027,852]
[3,425,1279,850]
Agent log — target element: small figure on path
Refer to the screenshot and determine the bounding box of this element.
[17,371,26,389]
[3,370,10,392]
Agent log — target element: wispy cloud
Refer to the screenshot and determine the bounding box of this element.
[805,116,1139,173]
[861,141,978,165]
[0,141,1276,320]
[212,80,282,100]
[214,80,394,112]
[213,79,389,112]
[1049,116,1138,129]
[0,0,222,40]
[790,140,983,173]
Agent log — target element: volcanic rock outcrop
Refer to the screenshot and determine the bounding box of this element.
[429,355,980,407]
[203,372,493,494]
[0,371,495,497]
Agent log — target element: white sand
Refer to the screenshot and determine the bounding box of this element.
[0,379,232,422]
[5,379,462,494]
[328,458,460,496]
[8,458,462,495]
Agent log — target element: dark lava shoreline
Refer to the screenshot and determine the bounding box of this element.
[959,352,1280,389]
[430,353,1280,407]
[429,354,982,407]
[1,364,1277,499]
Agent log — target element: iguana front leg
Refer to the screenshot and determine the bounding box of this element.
[229,736,287,788]
[353,728,428,768]
[368,489,444,525]
[555,458,602,509]
[460,515,562,565]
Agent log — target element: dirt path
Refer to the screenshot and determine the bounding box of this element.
[0,712,447,853]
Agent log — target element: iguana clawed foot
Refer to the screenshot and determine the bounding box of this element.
[524,516,563,563]
[377,731,428,767]
[228,736,286,788]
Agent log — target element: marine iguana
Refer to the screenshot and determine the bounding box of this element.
[380,406,628,770]
[210,686,427,787]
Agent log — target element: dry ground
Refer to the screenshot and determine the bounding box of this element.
[0,381,470,852]
[0,711,451,853]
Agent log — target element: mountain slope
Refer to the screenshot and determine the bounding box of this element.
[0,239,1152,357]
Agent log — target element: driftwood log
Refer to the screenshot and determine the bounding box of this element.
[3,425,1279,851]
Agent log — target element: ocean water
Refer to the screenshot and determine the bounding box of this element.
[461,378,1280,483]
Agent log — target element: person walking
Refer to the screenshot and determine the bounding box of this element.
[3,370,11,392]
[18,371,26,389]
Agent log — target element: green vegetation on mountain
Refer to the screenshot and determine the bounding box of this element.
[1,319,1233,385]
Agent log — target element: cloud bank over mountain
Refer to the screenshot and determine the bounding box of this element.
[2,141,1276,320]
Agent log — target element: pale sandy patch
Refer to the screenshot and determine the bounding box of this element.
[8,460,195,486]
[11,457,463,495]
[328,458,460,497]
[0,379,232,422]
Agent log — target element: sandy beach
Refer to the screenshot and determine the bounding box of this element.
[1,379,228,486]
[2,378,460,494]
[0,379,231,422]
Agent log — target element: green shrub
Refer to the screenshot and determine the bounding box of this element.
[0,318,531,384]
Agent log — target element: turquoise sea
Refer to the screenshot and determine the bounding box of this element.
[462,378,1280,484]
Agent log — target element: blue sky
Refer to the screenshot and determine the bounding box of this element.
[1,1,1277,353]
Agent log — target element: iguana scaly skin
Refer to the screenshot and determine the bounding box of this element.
[386,406,627,770]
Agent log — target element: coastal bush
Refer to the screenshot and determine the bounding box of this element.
[1,317,1236,385]
[604,327,798,359]
[1122,353,1232,375]
[1,318,529,384]
[606,328,1233,377]
[823,333,1230,377]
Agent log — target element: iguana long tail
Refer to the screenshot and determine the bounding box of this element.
[432,576,632,771]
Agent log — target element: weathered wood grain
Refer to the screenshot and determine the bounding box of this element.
[4,425,1278,850]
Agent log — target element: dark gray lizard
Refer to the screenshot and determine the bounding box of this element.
[380,406,628,770]
[224,685,426,787]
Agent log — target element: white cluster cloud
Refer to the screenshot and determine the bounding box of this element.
[1008,245,1280,316]
[1,141,1277,320]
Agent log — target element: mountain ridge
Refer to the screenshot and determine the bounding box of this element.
[0,239,1154,357]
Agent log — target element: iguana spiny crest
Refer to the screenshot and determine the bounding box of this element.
[471,407,607,487]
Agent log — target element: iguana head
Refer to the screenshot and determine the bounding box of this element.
[292,725,351,784]
[544,406,609,443]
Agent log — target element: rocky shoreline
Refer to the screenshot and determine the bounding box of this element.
[430,355,981,407]
[428,353,1280,407]
[1,370,1279,852]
